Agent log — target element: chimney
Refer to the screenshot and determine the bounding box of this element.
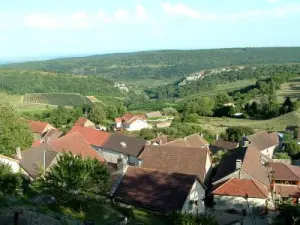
[117,156,125,171]
[200,133,204,138]
[137,159,143,167]
[16,147,22,160]
[216,133,219,140]
[236,159,242,169]
[157,133,160,138]
[184,137,187,141]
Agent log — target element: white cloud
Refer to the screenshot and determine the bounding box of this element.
[113,9,131,21]
[161,2,217,20]
[136,4,147,22]
[267,0,280,3]
[24,13,61,29]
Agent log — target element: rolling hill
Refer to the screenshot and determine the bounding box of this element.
[3,47,300,83]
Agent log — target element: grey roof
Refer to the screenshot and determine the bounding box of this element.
[42,129,63,142]
[246,131,279,151]
[19,143,58,178]
[103,133,146,157]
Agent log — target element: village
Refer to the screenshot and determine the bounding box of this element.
[1,107,300,225]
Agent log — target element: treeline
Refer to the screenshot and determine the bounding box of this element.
[0,69,122,96]
[146,64,300,99]
[4,47,300,80]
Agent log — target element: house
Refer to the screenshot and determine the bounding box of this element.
[241,131,279,158]
[101,133,146,165]
[28,120,55,139]
[17,144,59,180]
[74,117,96,128]
[139,145,212,185]
[42,129,63,143]
[164,133,209,149]
[212,178,269,214]
[156,121,172,128]
[114,113,151,131]
[0,153,21,173]
[270,162,300,204]
[145,111,162,119]
[210,139,239,154]
[148,134,174,145]
[68,126,111,150]
[113,166,205,214]
[49,132,105,162]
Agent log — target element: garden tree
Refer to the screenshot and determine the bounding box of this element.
[185,113,200,123]
[139,128,157,140]
[280,97,295,114]
[162,107,178,116]
[0,163,23,195]
[0,103,33,156]
[214,92,232,108]
[171,212,218,225]
[211,150,229,165]
[273,152,291,160]
[223,126,254,142]
[283,133,294,142]
[36,153,110,206]
[116,102,127,116]
[284,141,300,158]
[88,103,106,124]
[105,105,118,120]
[272,203,300,225]
[197,97,215,116]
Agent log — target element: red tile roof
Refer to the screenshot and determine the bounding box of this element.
[74,117,88,126]
[32,140,42,147]
[68,126,111,147]
[49,132,105,162]
[274,184,300,198]
[113,166,197,213]
[28,120,51,134]
[270,162,300,181]
[213,178,269,199]
[119,113,147,125]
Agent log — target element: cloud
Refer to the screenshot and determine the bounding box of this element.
[267,0,279,3]
[24,13,61,29]
[136,4,147,22]
[113,9,131,21]
[161,2,217,20]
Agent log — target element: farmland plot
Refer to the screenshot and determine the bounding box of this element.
[24,93,90,107]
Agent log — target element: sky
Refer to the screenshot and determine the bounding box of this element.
[1,0,300,61]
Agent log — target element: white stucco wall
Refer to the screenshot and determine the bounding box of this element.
[205,152,212,175]
[182,180,205,214]
[96,147,139,165]
[125,120,151,131]
[214,195,266,213]
[0,156,20,173]
[260,146,276,159]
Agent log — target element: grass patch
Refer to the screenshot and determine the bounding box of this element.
[129,101,181,114]
[0,92,22,103]
[277,76,300,103]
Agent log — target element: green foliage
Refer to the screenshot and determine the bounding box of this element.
[214,92,232,108]
[116,102,127,116]
[36,153,111,205]
[224,126,254,142]
[171,212,218,225]
[185,113,200,123]
[105,105,118,120]
[283,133,294,142]
[0,69,122,97]
[88,103,106,124]
[273,204,300,225]
[280,97,296,114]
[273,152,291,160]
[284,140,300,158]
[162,107,178,116]
[183,97,215,117]
[139,129,158,140]
[211,150,229,164]
[0,163,23,195]
[0,103,33,156]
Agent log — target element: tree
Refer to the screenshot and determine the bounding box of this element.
[211,150,229,165]
[162,107,178,116]
[0,103,33,156]
[139,129,157,140]
[272,204,300,225]
[224,126,254,142]
[116,103,127,116]
[273,152,291,160]
[197,97,215,116]
[280,97,295,114]
[36,153,110,206]
[88,103,106,124]
[284,141,300,158]
[186,113,199,123]
[0,163,23,195]
[214,92,232,108]
[105,105,118,120]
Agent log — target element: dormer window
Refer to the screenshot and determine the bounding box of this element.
[120,142,127,148]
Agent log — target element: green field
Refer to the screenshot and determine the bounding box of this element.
[24,93,91,107]
[277,76,300,103]
[195,109,300,134]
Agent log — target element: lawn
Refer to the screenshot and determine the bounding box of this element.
[0,92,22,103]
[129,101,181,114]
[50,201,171,225]
[277,76,300,103]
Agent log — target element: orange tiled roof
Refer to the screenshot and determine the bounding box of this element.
[28,120,50,134]
[74,117,88,126]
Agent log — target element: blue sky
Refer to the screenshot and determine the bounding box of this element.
[1,0,300,60]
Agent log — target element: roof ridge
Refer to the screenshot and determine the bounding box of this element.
[212,178,234,194]
[251,179,268,198]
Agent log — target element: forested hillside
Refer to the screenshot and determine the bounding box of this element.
[0,69,122,96]
[145,64,300,99]
[3,47,300,80]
